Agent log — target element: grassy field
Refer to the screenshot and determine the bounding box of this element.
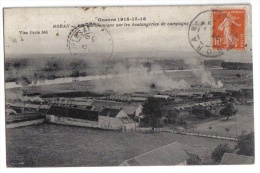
[6,124,236,167]
[190,105,254,136]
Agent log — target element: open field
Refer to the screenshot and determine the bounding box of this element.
[190,105,254,136]
[6,124,236,167]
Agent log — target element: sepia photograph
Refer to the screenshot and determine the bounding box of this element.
[2,4,257,169]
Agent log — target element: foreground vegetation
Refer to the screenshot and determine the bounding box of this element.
[211,132,254,163]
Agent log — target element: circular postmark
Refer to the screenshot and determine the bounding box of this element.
[188,10,224,57]
[67,23,114,59]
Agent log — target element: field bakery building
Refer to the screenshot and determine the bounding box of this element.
[98,108,138,131]
[46,105,99,128]
[46,106,138,131]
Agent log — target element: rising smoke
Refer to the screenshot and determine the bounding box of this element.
[5,55,224,94]
[6,90,44,102]
[92,63,191,93]
[192,69,224,88]
[184,58,223,88]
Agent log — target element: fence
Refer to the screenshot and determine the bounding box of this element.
[134,127,237,141]
[154,128,238,141]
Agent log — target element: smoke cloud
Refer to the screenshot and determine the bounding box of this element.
[92,63,191,93]
[6,90,44,102]
[192,69,223,88]
[184,58,223,88]
[6,90,24,101]
[5,55,224,91]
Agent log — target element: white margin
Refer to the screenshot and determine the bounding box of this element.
[0,1,259,173]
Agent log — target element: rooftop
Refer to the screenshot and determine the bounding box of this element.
[47,105,99,121]
[99,108,121,118]
[24,104,41,109]
[122,103,142,115]
[221,153,254,165]
[91,100,127,111]
[120,142,191,166]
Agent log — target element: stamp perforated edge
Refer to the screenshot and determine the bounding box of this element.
[210,6,248,52]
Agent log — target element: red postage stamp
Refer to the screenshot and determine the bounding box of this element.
[212,9,246,51]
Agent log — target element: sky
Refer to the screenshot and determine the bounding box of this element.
[4,6,252,62]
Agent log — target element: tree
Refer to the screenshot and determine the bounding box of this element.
[219,103,238,120]
[211,144,234,163]
[142,97,163,128]
[44,59,59,71]
[70,60,86,70]
[192,108,206,119]
[225,127,230,135]
[220,94,227,103]
[192,107,214,119]
[228,97,235,103]
[235,132,254,156]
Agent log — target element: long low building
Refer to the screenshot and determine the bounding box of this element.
[55,99,143,119]
[46,106,138,131]
[47,105,99,121]
[165,100,223,111]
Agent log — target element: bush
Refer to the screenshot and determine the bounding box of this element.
[219,103,238,120]
[79,72,87,76]
[177,119,187,126]
[211,144,234,163]
[192,108,214,119]
[192,108,206,119]
[204,109,214,118]
[235,132,254,156]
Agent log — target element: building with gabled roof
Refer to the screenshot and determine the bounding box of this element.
[221,153,254,165]
[98,108,137,131]
[6,108,17,116]
[120,142,201,166]
[122,103,143,118]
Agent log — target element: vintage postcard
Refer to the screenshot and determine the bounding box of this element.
[4,5,254,167]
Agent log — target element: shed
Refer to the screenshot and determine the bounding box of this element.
[24,104,41,110]
[176,92,192,98]
[9,102,25,108]
[6,108,17,115]
[153,95,170,100]
[131,97,148,102]
[221,153,254,165]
